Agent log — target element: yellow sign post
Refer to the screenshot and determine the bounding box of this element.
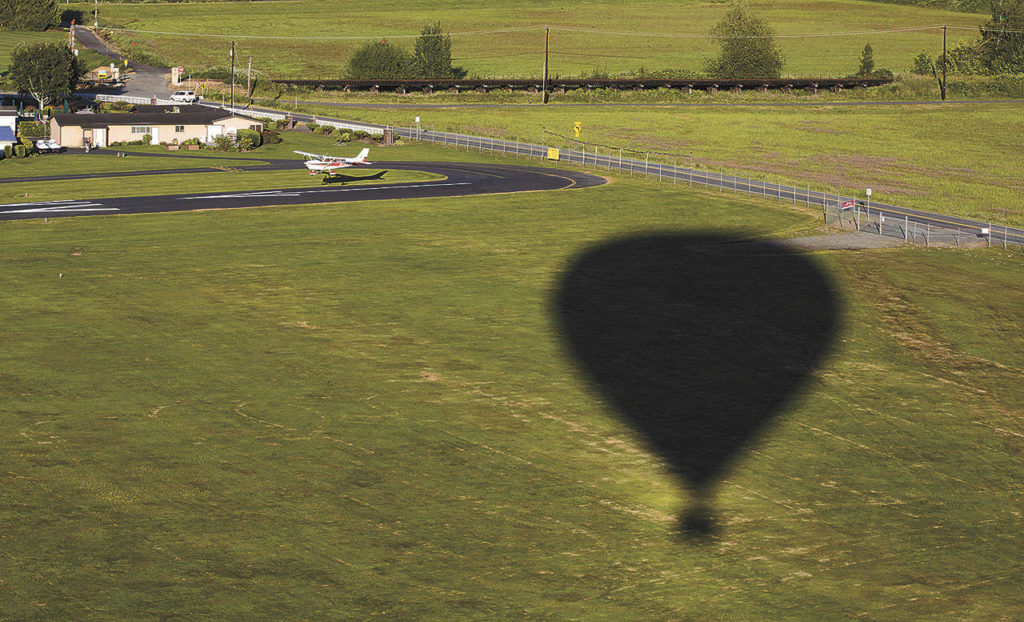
[546,148,560,161]
[573,121,581,139]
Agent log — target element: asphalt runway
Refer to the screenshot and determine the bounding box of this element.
[0,162,606,221]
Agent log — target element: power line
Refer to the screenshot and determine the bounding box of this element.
[100,26,543,40]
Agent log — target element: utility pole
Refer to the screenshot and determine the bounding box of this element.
[941,25,947,101]
[230,41,235,112]
[94,0,98,27]
[247,56,253,99]
[542,26,549,104]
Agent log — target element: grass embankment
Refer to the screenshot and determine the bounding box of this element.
[312,100,1024,227]
[75,0,984,77]
[1,145,1022,617]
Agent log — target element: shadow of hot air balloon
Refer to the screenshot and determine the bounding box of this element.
[553,233,839,539]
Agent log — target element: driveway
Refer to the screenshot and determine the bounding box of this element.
[76,27,172,99]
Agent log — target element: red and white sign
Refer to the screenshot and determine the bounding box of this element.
[842,200,855,209]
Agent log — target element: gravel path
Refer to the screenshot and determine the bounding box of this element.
[780,232,905,250]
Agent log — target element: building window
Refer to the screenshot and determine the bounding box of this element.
[130,126,151,135]
[175,125,185,133]
[249,124,261,131]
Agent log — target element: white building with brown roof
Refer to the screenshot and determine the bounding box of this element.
[49,105,263,148]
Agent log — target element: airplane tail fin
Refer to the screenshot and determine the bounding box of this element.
[355,148,370,163]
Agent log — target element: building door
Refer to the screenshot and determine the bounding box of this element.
[94,128,107,147]
[151,127,159,144]
[83,129,93,147]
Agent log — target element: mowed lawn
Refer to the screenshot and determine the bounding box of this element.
[1,162,1022,618]
[81,0,985,77]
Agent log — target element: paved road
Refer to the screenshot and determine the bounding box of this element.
[0,161,605,221]
[76,27,172,99]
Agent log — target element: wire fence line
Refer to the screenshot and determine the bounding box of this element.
[393,125,1024,250]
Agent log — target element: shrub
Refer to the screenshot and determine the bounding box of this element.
[3,145,12,159]
[14,144,26,158]
[306,122,320,133]
[18,121,46,137]
[260,129,282,145]
[370,133,384,142]
[141,134,152,145]
[352,130,370,140]
[213,133,236,151]
[911,51,933,75]
[346,40,413,79]
[235,128,262,151]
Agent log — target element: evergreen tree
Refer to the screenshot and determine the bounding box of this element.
[0,0,59,31]
[9,42,82,110]
[857,43,875,76]
[413,21,454,79]
[706,4,784,79]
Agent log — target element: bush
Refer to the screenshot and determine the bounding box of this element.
[306,122,320,134]
[213,133,236,151]
[346,40,413,79]
[141,134,152,145]
[3,145,11,159]
[18,121,46,137]
[352,130,370,140]
[14,144,26,158]
[370,133,384,142]
[260,129,282,145]
[235,128,262,151]
[911,51,933,75]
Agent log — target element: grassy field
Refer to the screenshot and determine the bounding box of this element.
[308,100,1024,227]
[1,141,1022,618]
[0,30,108,74]
[76,0,986,78]
[0,30,64,68]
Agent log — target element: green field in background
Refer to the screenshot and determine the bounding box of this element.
[76,0,985,77]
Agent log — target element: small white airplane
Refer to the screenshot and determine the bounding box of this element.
[294,148,372,178]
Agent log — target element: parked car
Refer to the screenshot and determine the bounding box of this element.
[170,90,198,103]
